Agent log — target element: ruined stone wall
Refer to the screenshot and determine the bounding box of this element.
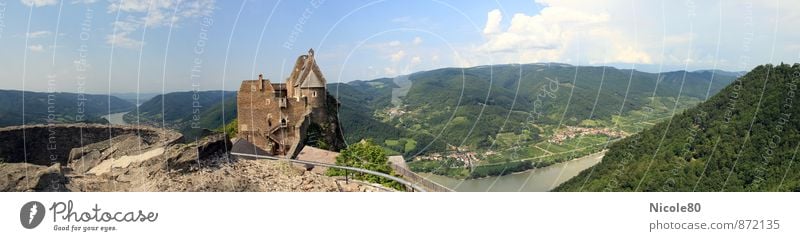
[0,124,182,166]
[238,79,308,156]
[237,83,343,157]
[236,50,341,158]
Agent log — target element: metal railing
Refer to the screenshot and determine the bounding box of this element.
[229,152,429,192]
[388,162,454,192]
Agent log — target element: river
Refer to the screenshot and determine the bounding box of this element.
[101,112,128,125]
[419,151,605,192]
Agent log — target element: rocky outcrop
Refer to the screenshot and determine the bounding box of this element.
[0,124,182,166]
[165,133,232,172]
[0,163,67,192]
[0,124,387,192]
[142,159,390,192]
[67,134,151,174]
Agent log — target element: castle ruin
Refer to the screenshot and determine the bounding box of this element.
[237,49,344,158]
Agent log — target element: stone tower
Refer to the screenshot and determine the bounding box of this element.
[236,49,344,158]
[286,49,327,113]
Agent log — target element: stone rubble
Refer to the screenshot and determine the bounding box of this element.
[0,124,387,192]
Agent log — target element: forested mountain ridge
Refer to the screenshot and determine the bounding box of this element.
[0,63,740,164]
[333,63,738,157]
[0,89,135,127]
[556,63,800,192]
[123,90,237,140]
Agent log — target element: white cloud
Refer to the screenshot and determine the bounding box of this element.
[483,9,502,35]
[410,56,421,65]
[105,0,215,48]
[71,0,98,4]
[390,50,406,62]
[388,40,401,47]
[26,30,52,38]
[28,44,44,52]
[105,16,144,48]
[20,0,58,7]
[106,32,143,49]
[412,36,422,45]
[474,0,800,69]
[109,0,169,14]
[478,2,625,63]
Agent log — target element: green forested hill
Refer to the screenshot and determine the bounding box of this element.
[124,90,236,139]
[0,90,135,127]
[333,64,737,157]
[103,63,738,162]
[556,64,800,192]
[329,81,448,155]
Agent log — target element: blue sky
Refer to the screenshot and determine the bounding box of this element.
[0,0,798,93]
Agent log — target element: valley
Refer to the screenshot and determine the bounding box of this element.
[0,63,743,187]
[102,112,129,125]
[0,90,135,127]
[332,63,734,180]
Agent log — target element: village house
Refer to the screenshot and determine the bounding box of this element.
[548,126,626,144]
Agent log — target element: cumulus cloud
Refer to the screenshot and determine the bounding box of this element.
[478,1,640,64]
[390,50,406,62]
[482,9,502,35]
[475,0,800,69]
[20,0,58,7]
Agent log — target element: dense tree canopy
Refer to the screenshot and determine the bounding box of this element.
[556,64,800,192]
[326,140,405,190]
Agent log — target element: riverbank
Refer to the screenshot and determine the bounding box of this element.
[101,112,128,125]
[418,151,606,191]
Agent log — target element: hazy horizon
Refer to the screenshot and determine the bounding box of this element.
[0,61,754,94]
